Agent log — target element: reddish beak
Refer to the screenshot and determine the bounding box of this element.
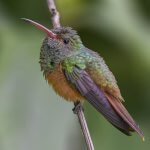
[21,18,57,39]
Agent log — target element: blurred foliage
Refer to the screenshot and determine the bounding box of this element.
[0,0,150,150]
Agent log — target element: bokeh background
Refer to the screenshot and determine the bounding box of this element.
[0,0,150,149]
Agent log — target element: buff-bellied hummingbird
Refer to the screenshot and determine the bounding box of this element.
[22,18,144,140]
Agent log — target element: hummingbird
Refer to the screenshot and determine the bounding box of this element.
[22,18,144,140]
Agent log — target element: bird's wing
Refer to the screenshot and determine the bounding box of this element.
[64,66,144,138]
[85,48,124,102]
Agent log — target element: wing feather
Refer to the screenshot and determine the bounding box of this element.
[64,66,137,136]
[105,93,144,138]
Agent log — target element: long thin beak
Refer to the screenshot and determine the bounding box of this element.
[21,18,57,39]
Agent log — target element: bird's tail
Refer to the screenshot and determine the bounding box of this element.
[85,90,135,136]
[105,92,144,141]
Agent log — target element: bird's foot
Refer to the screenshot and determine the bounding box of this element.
[73,102,84,114]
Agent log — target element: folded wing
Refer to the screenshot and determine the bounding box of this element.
[64,66,144,137]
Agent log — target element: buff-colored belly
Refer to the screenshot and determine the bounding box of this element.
[44,64,84,102]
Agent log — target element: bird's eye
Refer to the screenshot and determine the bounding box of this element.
[63,38,69,44]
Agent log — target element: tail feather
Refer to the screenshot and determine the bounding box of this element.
[85,91,133,136]
[105,93,144,140]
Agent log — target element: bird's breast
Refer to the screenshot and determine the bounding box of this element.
[44,64,84,102]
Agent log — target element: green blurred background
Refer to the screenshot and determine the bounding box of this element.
[0,0,150,149]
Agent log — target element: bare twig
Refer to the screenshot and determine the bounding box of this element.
[73,103,95,150]
[47,0,61,28]
[47,0,94,149]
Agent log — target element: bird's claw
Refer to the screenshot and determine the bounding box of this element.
[73,102,84,114]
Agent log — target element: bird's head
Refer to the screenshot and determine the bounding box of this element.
[22,18,83,72]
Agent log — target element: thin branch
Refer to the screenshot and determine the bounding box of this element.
[47,0,61,28]
[73,103,95,150]
[47,0,94,149]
